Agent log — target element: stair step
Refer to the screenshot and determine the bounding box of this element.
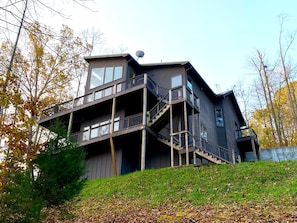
[195,149,223,164]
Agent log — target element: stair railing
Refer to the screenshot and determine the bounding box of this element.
[158,132,181,148]
[148,92,170,122]
[197,138,232,163]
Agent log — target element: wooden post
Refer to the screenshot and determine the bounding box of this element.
[110,137,117,176]
[183,88,189,165]
[169,90,174,167]
[67,112,73,138]
[179,153,182,166]
[251,138,258,161]
[232,148,235,164]
[141,74,148,171]
[110,88,117,176]
[67,99,75,139]
[192,106,195,147]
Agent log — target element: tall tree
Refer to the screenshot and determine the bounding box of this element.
[251,81,297,148]
[249,50,283,146]
[278,15,297,129]
[0,22,92,173]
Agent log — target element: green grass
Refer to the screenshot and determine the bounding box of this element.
[45,161,297,222]
[79,160,297,207]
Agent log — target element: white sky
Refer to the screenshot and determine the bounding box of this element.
[42,0,297,92]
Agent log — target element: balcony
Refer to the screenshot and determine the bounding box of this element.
[236,127,260,161]
[236,127,259,145]
[40,74,200,123]
[73,113,143,146]
[40,74,155,119]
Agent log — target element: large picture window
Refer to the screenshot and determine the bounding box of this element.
[89,66,123,89]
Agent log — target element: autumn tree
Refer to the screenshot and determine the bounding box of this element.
[249,50,284,147]
[247,15,297,148]
[0,21,92,179]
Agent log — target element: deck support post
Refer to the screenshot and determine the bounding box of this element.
[67,99,75,139]
[141,74,148,171]
[179,153,182,166]
[110,96,117,176]
[251,138,258,161]
[232,148,235,164]
[110,137,117,176]
[183,86,189,165]
[169,90,174,167]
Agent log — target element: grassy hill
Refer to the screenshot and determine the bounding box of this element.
[45,161,297,222]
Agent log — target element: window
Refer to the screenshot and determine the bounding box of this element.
[90,68,104,89]
[215,108,224,127]
[171,75,182,88]
[114,117,120,131]
[104,67,113,84]
[200,124,207,140]
[114,67,123,80]
[94,91,102,100]
[99,120,110,135]
[89,66,123,89]
[82,126,90,141]
[82,117,121,141]
[187,78,193,91]
[90,123,99,138]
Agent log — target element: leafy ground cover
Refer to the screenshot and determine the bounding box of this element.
[43,161,297,222]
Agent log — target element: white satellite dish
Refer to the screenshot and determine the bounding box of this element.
[136,50,145,60]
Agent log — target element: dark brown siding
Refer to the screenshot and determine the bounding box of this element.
[146,66,185,89]
[222,96,241,155]
[196,86,217,144]
[86,148,122,179]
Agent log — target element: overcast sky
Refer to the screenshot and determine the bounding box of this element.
[43,0,297,92]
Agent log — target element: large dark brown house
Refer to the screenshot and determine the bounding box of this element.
[39,53,260,179]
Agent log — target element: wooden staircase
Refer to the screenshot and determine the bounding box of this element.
[157,134,182,151]
[147,96,170,130]
[147,91,232,165]
[194,149,223,164]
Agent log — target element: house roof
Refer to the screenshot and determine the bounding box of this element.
[218,90,246,126]
[84,53,246,126]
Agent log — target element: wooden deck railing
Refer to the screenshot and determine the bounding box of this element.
[236,127,259,145]
[73,113,143,143]
[148,92,169,121]
[41,74,156,119]
[158,130,233,164]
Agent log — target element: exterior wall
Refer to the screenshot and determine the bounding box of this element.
[80,113,112,131]
[146,145,171,169]
[86,147,122,179]
[145,66,186,89]
[195,87,217,144]
[121,144,140,175]
[214,100,227,148]
[221,96,241,155]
